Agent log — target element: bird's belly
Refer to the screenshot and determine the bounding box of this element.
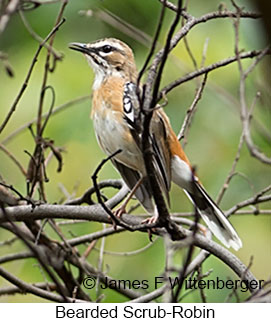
[93,111,144,172]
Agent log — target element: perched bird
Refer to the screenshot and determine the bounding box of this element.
[69,38,242,250]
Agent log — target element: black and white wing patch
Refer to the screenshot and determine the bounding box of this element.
[123,82,135,123]
[123,82,141,126]
[123,82,142,148]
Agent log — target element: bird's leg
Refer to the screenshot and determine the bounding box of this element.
[141,205,159,225]
[114,177,143,218]
[141,206,159,241]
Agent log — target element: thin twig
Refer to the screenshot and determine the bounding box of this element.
[0,266,82,302]
[233,11,271,164]
[0,18,66,134]
[137,0,166,87]
[36,1,68,137]
[177,73,208,142]
[158,0,260,20]
[226,186,271,216]
[19,9,63,60]
[0,143,27,176]
[1,95,90,145]
[91,150,155,232]
[150,0,183,110]
[216,130,245,205]
[160,48,270,99]
[93,238,157,257]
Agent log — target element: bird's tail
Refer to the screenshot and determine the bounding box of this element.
[185,181,242,251]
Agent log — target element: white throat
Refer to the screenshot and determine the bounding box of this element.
[92,69,105,90]
[86,56,106,90]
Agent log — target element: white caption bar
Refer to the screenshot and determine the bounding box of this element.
[1,303,268,322]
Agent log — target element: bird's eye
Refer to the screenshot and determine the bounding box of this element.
[102,45,113,53]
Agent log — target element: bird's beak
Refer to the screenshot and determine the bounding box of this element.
[69,42,92,55]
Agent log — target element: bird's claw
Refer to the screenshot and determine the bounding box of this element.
[141,216,158,241]
[114,206,127,219]
[108,205,127,230]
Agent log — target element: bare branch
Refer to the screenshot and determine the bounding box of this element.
[0,282,57,297]
[19,9,63,60]
[160,48,270,99]
[1,95,90,145]
[216,130,245,205]
[0,143,27,177]
[177,73,208,142]
[0,203,260,289]
[158,0,261,20]
[0,17,66,134]
[0,266,83,302]
[226,186,271,216]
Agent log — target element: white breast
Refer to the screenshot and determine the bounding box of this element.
[92,106,144,173]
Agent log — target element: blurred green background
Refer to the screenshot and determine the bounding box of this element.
[0,0,270,302]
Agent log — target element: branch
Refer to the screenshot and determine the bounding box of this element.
[226,185,271,216]
[137,0,166,86]
[36,1,68,136]
[177,73,208,142]
[140,1,184,238]
[233,12,271,164]
[144,3,262,107]
[216,130,246,205]
[19,9,63,61]
[91,149,153,231]
[0,17,66,134]
[1,95,90,145]
[0,282,57,297]
[0,144,27,177]
[0,266,84,302]
[150,0,183,109]
[0,203,260,289]
[158,0,261,20]
[65,179,125,205]
[0,251,33,265]
[160,48,270,99]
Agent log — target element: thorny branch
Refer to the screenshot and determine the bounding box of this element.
[0,0,270,303]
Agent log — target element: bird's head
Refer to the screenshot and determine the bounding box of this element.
[69,38,137,88]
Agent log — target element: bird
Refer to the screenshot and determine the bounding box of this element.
[69,38,242,251]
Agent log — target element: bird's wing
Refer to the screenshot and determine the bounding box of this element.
[111,158,154,213]
[122,82,171,205]
[150,109,172,203]
[122,82,142,147]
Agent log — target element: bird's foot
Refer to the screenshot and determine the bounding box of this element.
[199,226,207,236]
[190,223,207,236]
[114,205,127,219]
[141,215,158,241]
[141,215,158,225]
[109,205,127,230]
